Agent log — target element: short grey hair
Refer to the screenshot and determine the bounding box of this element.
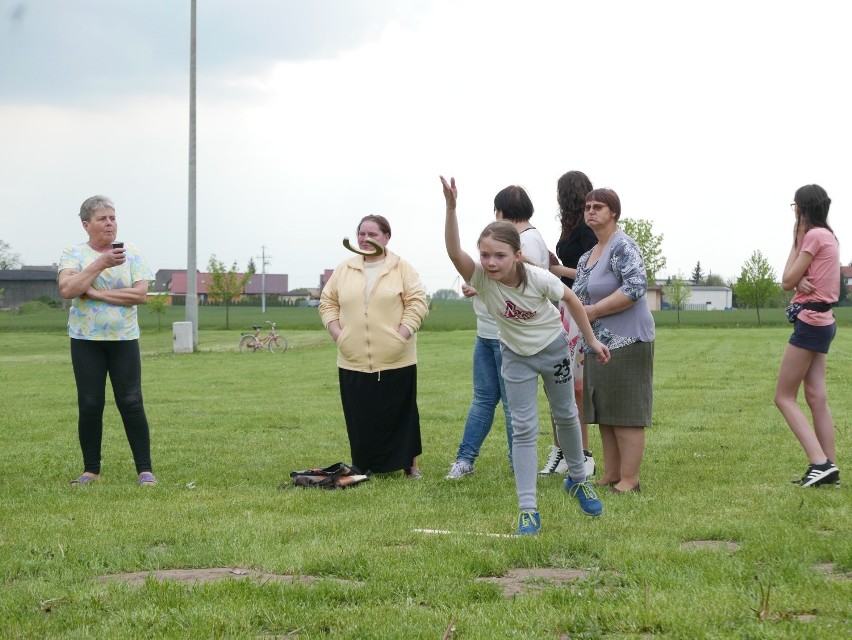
[79,195,115,222]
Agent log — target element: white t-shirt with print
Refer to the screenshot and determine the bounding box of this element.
[470,262,565,356]
[473,226,552,339]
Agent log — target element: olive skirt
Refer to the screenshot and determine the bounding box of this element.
[583,340,654,427]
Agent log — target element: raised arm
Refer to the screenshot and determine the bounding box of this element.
[441,176,475,282]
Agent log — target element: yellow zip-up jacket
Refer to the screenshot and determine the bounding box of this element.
[319,251,429,373]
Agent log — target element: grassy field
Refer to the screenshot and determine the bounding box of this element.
[0,306,850,638]
[3,301,851,334]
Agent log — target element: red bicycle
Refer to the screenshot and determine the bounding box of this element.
[239,321,288,353]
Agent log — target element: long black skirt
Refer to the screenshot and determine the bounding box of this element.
[338,365,422,473]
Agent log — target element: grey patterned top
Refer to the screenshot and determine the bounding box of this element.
[573,230,655,350]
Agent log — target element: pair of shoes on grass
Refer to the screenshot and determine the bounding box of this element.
[70,472,158,487]
[538,446,596,478]
[514,478,604,536]
[795,460,839,487]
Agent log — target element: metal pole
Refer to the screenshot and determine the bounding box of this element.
[185,0,198,347]
[256,246,272,313]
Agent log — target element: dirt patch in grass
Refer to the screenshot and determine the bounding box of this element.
[477,567,592,597]
[97,567,360,587]
[680,540,740,551]
[812,563,852,582]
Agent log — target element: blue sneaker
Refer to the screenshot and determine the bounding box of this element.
[564,477,603,517]
[515,511,541,536]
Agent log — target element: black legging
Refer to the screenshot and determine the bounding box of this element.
[70,338,152,475]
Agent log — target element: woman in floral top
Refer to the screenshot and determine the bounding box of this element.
[58,195,157,487]
[573,188,655,494]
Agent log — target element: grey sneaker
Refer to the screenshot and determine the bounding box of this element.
[539,446,567,475]
[445,460,474,479]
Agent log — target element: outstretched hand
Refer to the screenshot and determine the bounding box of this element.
[440,176,457,209]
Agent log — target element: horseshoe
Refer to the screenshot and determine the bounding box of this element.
[342,237,384,257]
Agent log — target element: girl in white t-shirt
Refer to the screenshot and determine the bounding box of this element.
[441,176,611,536]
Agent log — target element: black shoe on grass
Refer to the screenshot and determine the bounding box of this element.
[797,461,839,487]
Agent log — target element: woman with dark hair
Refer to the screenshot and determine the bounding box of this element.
[319,215,429,477]
[775,184,840,487]
[540,170,598,477]
[573,188,655,494]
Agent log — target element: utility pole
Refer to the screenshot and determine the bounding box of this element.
[255,246,272,313]
[185,0,198,347]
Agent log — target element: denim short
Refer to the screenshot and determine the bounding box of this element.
[789,319,836,354]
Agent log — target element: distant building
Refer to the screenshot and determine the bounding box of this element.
[662,285,733,311]
[320,269,334,292]
[162,270,289,304]
[0,266,65,310]
[842,265,852,295]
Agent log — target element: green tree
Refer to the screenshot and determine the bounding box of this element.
[206,255,254,329]
[147,290,170,332]
[704,272,726,287]
[690,261,704,285]
[432,288,460,301]
[663,272,692,325]
[734,250,779,326]
[619,218,666,284]
[0,240,22,269]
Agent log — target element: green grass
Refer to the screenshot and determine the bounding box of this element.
[3,302,851,334]
[0,311,850,638]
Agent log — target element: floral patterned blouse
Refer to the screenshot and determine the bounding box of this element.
[58,242,153,340]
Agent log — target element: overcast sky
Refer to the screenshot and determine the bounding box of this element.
[2,0,850,294]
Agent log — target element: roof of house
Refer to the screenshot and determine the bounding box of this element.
[243,274,288,295]
[169,271,289,295]
[0,269,58,282]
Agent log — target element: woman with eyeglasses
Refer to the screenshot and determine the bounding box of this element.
[572,188,655,494]
[775,185,840,488]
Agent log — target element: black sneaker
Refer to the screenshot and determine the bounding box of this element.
[797,461,839,487]
[817,464,841,489]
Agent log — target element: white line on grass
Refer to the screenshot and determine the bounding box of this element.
[413,528,516,539]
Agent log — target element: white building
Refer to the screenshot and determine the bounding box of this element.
[681,286,733,311]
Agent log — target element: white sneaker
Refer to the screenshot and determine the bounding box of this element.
[539,446,567,475]
[583,450,596,477]
[445,460,474,479]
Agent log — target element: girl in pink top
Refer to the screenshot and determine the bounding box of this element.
[775,184,840,488]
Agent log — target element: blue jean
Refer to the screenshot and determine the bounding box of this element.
[455,336,513,467]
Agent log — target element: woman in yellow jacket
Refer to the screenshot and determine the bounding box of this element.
[320,215,429,477]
